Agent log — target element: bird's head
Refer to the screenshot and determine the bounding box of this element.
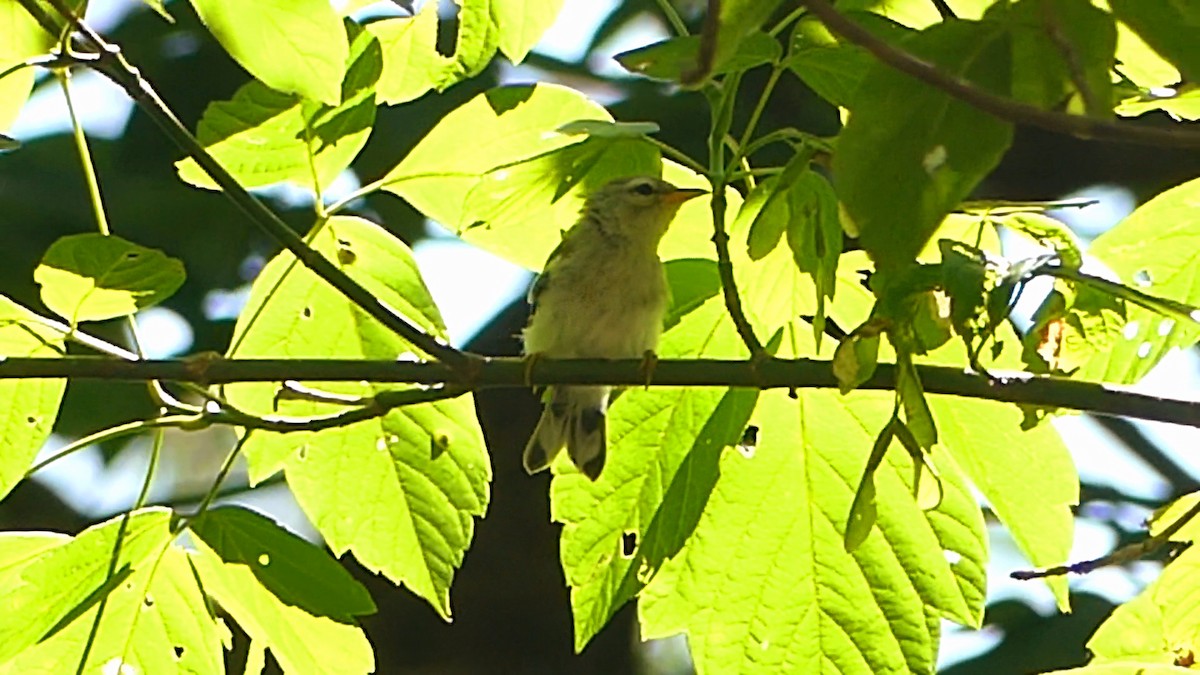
[585,176,707,244]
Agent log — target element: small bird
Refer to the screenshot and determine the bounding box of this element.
[522,175,706,480]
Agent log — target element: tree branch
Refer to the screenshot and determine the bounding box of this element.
[30,0,477,372]
[798,0,1200,149]
[0,356,1195,427]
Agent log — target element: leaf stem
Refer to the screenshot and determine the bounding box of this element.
[653,0,690,36]
[179,430,254,528]
[769,6,809,37]
[648,137,708,176]
[25,415,199,477]
[58,68,109,236]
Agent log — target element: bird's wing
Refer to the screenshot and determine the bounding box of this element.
[527,234,575,312]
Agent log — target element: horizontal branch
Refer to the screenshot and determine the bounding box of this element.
[799,0,1200,149]
[0,356,1194,427]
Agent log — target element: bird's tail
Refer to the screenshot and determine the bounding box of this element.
[523,385,608,480]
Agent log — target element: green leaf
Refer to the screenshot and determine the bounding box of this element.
[34,233,185,324]
[190,507,375,621]
[177,19,380,192]
[1109,0,1200,84]
[1117,86,1200,120]
[0,508,175,663]
[188,506,375,672]
[380,84,664,269]
[640,387,987,673]
[1023,283,1126,374]
[1081,177,1200,384]
[1047,665,1197,675]
[995,0,1116,114]
[188,0,348,105]
[784,171,843,349]
[367,2,446,105]
[492,0,566,64]
[0,297,66,501]
[615,31,781,82]
[999,211,1084,268]
[785,13,912,108]
[738,162,843,347]
[4,543,224,674]
[845,418,894,550]
[896,351,937,450]
[1111,16,1179,90]
[836,0,999,27]
[832,331,880,393]
[436,0,500,88]
[556,119,660,138]
[701,0,785,81]
[0,0,86,130]
[551,296,751,650]
[662,258,722,329]
[224,215,489,618]
[927,338,1077,609]
[834,20,1014,269]
[1083,545,1200,667]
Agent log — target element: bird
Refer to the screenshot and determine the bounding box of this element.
[521,175,706,480]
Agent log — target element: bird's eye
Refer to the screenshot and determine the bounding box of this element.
[631,182,656,196]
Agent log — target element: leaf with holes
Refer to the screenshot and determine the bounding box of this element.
[34,233,184,324]
[639,386,987,673]
[1081,177,1200,384]
[177,19,379,192]
[0,297,66,501]
[223,215,489,619]
[4,541,224,674]
[551,295,753,650]
[0,509,177,664]
[188,506,374,673]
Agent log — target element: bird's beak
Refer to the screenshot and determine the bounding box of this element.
[662,188,707,205]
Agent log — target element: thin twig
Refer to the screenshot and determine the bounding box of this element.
[930,0,956,21]
[798,0,1200,149]
[1013,497,1200,579]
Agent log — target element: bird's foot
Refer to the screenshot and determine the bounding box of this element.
[523,352,542,388]
[639,350,659,389]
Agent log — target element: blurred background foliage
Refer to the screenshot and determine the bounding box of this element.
[1,0,1199,672]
